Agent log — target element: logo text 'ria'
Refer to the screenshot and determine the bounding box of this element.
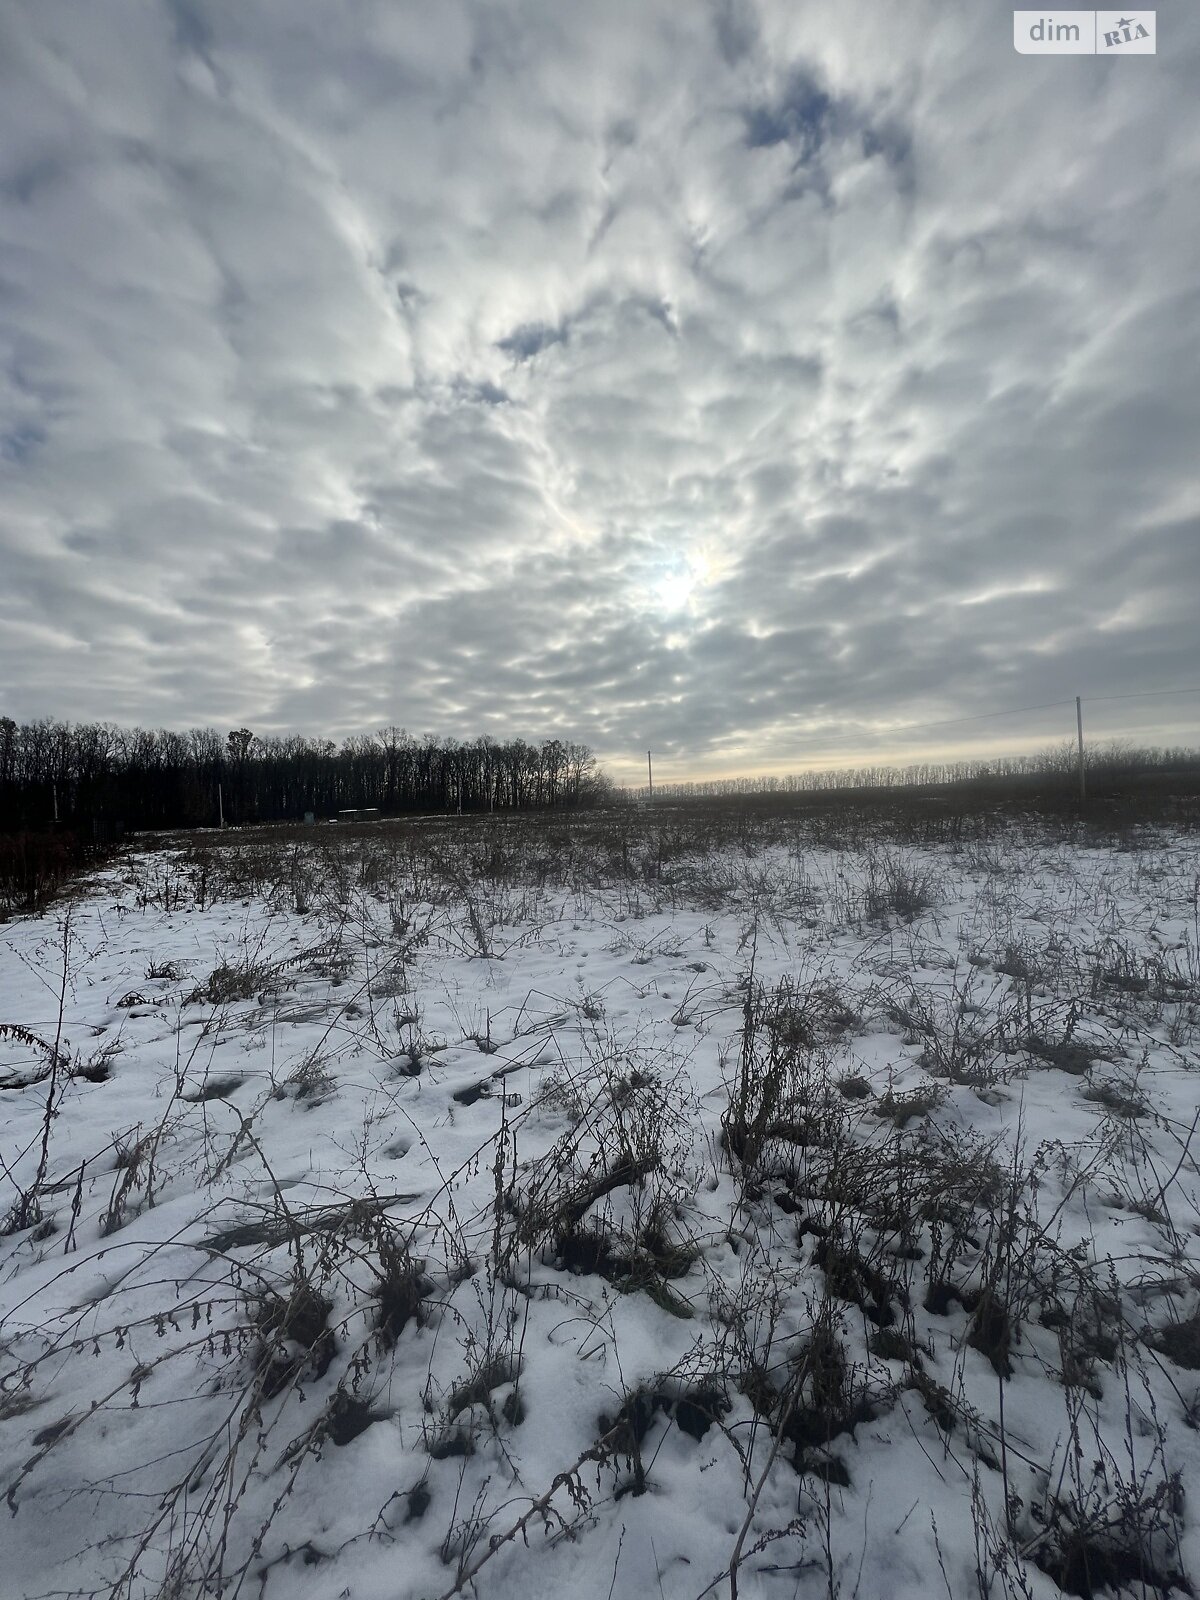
[1103,15,1149,45]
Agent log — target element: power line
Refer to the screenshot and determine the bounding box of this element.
[771,697,1077,752]
[779,686,1197,752]
[659,684,1198,773]
[875,698,1077,735]
[1085,686,1200,706]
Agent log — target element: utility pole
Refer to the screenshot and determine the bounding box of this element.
[218,782,224,828]
[647,749,653,801]
[52,782,58,824]
[1075,696,1086,805]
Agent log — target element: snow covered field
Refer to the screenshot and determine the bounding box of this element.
[2,808,1199,1600]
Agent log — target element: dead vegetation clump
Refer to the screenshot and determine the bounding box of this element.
[254,1278,337,1397]
[515,1048,700,1319]
[861,850,942,924]
[184,958,278,1007]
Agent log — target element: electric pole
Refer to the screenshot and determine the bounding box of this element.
[647,749,653,801]
[1075,696,1086,805]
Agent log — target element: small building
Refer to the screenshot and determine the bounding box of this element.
[335,807,381,823]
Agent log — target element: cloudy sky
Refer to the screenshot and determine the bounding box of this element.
[1,1,1197,782]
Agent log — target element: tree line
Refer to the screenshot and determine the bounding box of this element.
[633,742,1200,800]
[0,718,606,833]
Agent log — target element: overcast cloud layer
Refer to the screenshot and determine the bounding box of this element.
[1,0,1197,780]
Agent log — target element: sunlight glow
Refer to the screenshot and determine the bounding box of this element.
[654,568,696,611]
[649,550,720,615]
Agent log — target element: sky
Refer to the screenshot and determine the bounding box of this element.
[1,1,1197,785]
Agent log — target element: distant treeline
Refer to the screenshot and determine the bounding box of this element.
[0,718,605,832]
[632,742,1200,801]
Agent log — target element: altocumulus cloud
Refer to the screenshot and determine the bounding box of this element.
[1,0,1197,781]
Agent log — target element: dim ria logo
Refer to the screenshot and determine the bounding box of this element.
[1014,11,1156,53]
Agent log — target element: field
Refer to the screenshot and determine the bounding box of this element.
[2,803,1200,1600]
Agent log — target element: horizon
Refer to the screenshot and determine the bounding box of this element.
[5,702,1198,795]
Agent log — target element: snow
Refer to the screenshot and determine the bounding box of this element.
[1,816,1198,1599]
